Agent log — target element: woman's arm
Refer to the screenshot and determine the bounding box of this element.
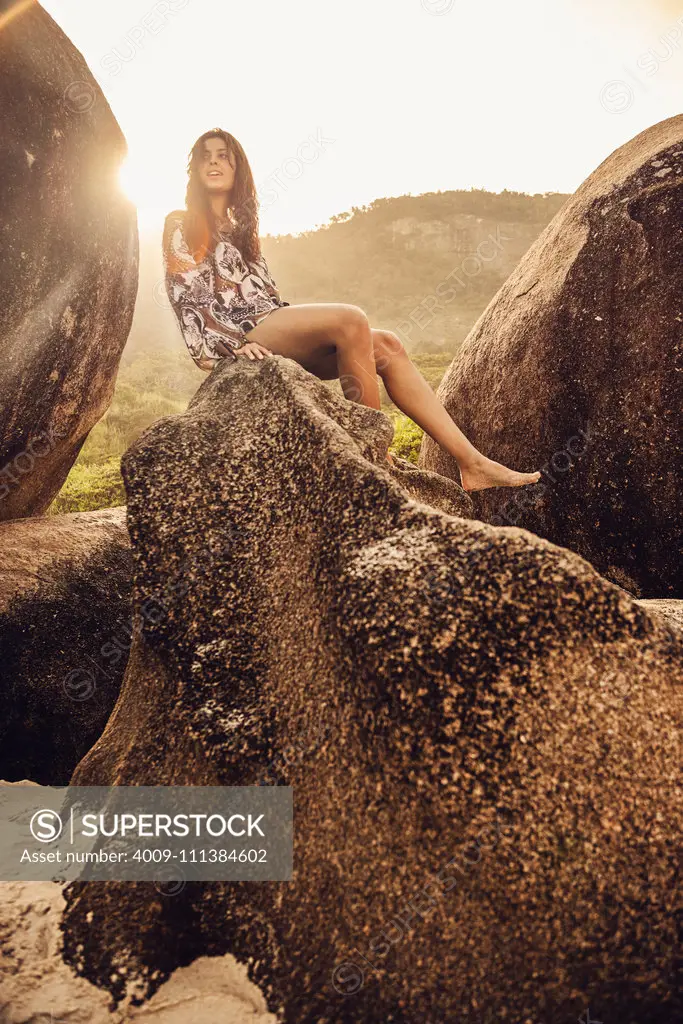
[163,212,247,369]
[247,252,289,307]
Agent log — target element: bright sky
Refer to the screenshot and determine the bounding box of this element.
[40,0,683,235]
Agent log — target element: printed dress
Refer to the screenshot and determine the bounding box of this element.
[162,210,290,371]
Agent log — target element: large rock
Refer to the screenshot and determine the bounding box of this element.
[419,114,683,598]
[0,0,138,520]
[60,357,681,1023]
[0,508,132,784]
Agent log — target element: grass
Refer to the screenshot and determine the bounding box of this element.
[51,457,126,514]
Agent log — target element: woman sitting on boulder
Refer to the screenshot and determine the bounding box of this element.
[163,128,541,492]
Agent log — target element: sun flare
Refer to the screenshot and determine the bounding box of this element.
[118,155,181,230]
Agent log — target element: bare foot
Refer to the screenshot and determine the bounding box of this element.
[460,456,541,493]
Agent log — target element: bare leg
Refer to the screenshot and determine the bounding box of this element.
[239,301,383,403]
[241,302,389,457]
[239,305,539,489]
[369,329,541,491]
[335,321,382,410]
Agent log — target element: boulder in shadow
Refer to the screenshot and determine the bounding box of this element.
[0,507,132,784]
[419,114,683,598]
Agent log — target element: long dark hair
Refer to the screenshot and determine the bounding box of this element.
[183,129,261,263]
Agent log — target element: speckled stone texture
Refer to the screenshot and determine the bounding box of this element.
[0,508,132,784]
[62,357,681,1023]
[419,114,683,599]
[0,0,138,520]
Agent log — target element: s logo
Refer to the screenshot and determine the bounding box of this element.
[30,809,63,843]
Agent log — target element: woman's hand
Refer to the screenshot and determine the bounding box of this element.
[233,341,275,361]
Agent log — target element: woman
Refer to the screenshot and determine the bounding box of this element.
[163,128,541,492]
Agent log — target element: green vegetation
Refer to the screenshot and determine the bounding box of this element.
[49,352,201,514]
[51,457,125,514]
[389,415,425,463]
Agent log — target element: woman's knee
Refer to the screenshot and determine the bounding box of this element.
[334,304,371,345]
[372,329,408,372]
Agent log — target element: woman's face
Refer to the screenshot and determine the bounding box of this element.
[198,136,236,195]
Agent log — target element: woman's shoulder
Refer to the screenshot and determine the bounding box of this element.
[163,209,187,234]
[162,210,198,271]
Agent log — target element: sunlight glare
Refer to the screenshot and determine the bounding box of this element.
[118,153,176,230]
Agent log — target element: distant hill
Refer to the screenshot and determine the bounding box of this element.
[126,188,570,363]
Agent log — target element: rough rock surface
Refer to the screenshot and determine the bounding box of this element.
[0,508,132,784]
[0,0,138,520]
[384,452,472,518]
[62,357,681,1023]
[419,114,683,598]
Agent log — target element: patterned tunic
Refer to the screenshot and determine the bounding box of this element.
[162,210,290,370]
